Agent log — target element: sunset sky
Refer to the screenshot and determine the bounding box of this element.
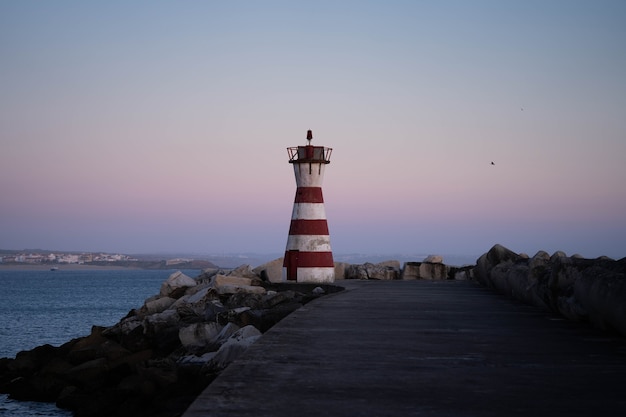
[1,1,625,260]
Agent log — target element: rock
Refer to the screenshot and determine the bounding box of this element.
[179,322,223,352]
[217,306,251,325]
[227,264,258,278]
[184,281,214,298]
[177,352,216,367]
[65,358,108,385]
[401,262,449,280]
[450,265,474,280]
[144,297,176,315]
[345,262,400,280]
[159,271,197,298]
[474,244,522,288]
[212,322,241,346]
[334,262,349,279]
[419,262,448,280]
[196,267,227,285]
[312,286,325,295]
[214,274,253,287]
[217,284,267,295]
[206,325,262,370]
[253,258,284,283]
[424,255,443,263]
[550,250,568,261]
[401,262,420,280]
[261,290,295,308]
[175,298,224,324]
[143,309,179,331]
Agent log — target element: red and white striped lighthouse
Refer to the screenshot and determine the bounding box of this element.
[282,130,335,283]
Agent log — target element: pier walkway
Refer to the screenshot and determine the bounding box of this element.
[183,279,626,417]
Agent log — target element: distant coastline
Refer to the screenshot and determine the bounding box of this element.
[0,260,216,271]
[0,263,142,271]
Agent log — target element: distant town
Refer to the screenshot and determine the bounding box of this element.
[0,250,218,269]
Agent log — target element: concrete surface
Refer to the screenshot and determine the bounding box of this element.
[183,280,626,417]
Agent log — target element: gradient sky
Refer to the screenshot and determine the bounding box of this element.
[1,1,625,259]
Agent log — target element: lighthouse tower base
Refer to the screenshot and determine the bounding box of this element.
[281,263,335,284]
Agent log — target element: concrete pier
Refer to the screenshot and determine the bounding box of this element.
[183,280,626,417]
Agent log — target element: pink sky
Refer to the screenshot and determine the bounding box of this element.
[1,1,625,259]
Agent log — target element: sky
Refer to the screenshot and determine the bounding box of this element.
[1,0,625,260]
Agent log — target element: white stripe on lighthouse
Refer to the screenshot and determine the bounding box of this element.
[291,203,327,220]
[285,235,332,252]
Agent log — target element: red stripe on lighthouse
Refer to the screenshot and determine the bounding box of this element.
[288,219,330,235]
[282,252,334,267]
[294,187,324,203]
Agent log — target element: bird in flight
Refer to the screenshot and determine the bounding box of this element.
[490,161,495,165]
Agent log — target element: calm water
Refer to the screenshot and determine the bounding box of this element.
[0,268,200,417]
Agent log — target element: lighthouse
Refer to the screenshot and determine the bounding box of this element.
[283,130,335,283]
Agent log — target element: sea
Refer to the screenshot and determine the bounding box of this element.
[0,268,201,417]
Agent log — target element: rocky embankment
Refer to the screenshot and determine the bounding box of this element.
[474,244,626,336]
[0,265,339,417]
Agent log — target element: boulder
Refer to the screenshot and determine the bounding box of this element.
[64,358,109,385]
[214,274,253,287]
[217,284,267,295]
[401,262,449,280]
[205,325,261,370]
[144,297,176,315]
[253,258,284,283]
[424,255,443,263]
[142,310,180,339]
[175,298,225,324]
[212,322,241,346]
[450,265,474,280]
[345,262,400,280]
[419,262,448,280]
[159,271,196,298]
[334,262,349,280]
[227,264,258,278]
[474,244,522,288]
[179,322,224,351]
[401,262,420,280]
